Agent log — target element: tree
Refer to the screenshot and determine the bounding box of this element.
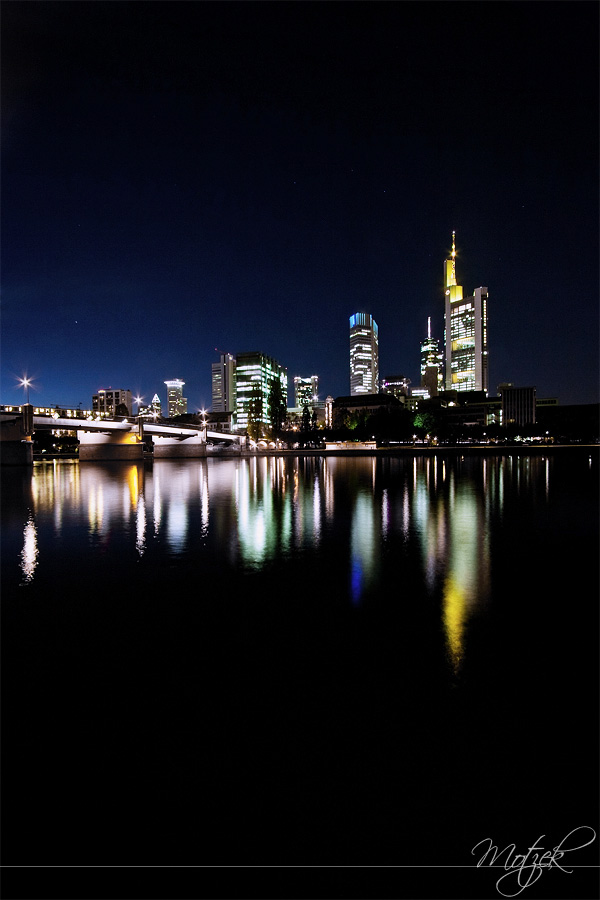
[247,384,263,443]
[301,404,311,433]
[268,378,287,439]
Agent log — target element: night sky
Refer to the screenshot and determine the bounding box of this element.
[2,1,598,412]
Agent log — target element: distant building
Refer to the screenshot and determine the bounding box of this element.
[499,384,537,425]
[325,395,334,429]
[350,313,379,395]
[332,392,400,428]
[443,232,489,393]
[138,393,162,419]
[212,353,236,415]
[294,375,319,409]
[164,379,187,417]
[420,317,443,396]
[205,410,235,433]
[93,388,132,417]
[234,351,287,434]
[381,375,411,401]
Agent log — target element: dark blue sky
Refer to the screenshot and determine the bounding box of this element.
[2,1,598,411]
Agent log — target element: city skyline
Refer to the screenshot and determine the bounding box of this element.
[2,3,598,411]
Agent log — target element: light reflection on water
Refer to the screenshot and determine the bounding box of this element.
[9,454,570,668]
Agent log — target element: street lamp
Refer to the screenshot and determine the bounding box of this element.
[19,377,31,406]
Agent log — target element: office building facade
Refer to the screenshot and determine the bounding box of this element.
[381,375,411,401]
[164,379,187,418]
[499,384,537,426]
[443,233,489,393]
[294,375,319,409]
[212,353,236,414]
[349,312,379,395]
[235,352,287,435]
[92,388,132,417]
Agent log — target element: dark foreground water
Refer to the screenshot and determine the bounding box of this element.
[2,451,598,897]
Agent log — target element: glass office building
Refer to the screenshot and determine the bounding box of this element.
[234,352,287,434]
[164,379,187,417]
[349,313,379,395]
[444,233,489,393]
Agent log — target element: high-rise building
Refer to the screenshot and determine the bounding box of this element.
[92,388,132,417]
[212,353,236,414]
[234,352,287,435]
[443,232,489,393]
[349,312,379,395]
[294,375,319,409]
[164,379,187,417]
[420,317,443,396]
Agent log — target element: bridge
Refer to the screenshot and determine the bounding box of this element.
[0,406,243,464]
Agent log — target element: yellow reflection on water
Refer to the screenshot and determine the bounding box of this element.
[443,573,467,671]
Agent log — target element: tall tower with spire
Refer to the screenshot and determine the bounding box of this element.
[443,232,489,393]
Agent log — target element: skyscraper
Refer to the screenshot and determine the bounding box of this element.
[212,353,236,413]
[294,375,319,409]
[443,233,489,393]
[420,317,443,396]
[349,312,379,395]
[164,379,187,417]
[234,352,287,435]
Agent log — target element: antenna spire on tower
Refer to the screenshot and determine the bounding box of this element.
[451,230,456,259]
[427,316,431,340]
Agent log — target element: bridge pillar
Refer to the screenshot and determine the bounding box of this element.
[78,429,144,461]
[152,435,207,458]
[0,412,34,466]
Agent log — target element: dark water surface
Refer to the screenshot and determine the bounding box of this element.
[2,451,598,895]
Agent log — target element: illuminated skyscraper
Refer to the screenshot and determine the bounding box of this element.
[234,352,287,435]
[212,353,236,413]
[294,375,319,408]
[349,312,379,395]
[420,317,443,396]
[164,379,187,417]
[443,232,489,393]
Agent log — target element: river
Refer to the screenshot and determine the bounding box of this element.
[2,450,598,895]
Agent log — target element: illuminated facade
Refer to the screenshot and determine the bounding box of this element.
[235,352,287,434]
[294,375,319,408]
[349,313,379,395]
[139,393,162,419]
[420,317,443,396]
[381,375,411,400]
[212,353,236,414]
[443,233,489,393]
[92,389,132,417]
[164,379,187,417]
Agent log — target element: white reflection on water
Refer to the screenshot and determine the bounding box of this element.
[20,512,38,583]
[136,495,146,557]
[350,491,378,604]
